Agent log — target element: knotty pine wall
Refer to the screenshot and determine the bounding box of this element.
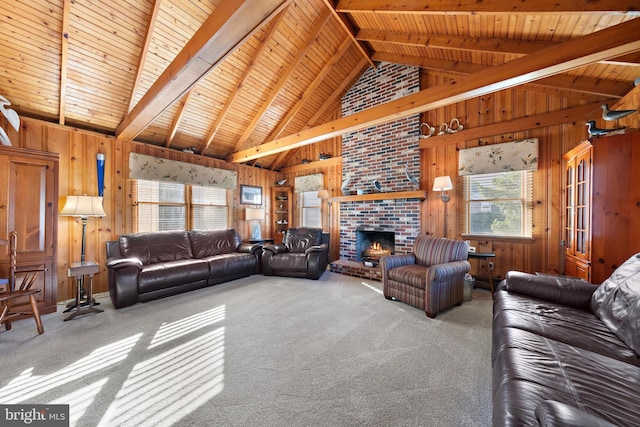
[4,82,639,301]
[8,117,284,300]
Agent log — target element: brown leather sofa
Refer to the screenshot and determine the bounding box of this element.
[261,227,329,280]
[106,229,261,309]
[493,253,640,426]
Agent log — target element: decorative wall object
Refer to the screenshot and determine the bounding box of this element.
[240,185,262,205]
[96,153,105,197]
[294,173,324,193]
[129,153,237,189]
[458,138,539,176]
[0,95,20,146]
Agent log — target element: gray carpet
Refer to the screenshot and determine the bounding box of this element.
[0,272,493,427]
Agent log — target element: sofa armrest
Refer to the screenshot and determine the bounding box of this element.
[107,257,143,270]
[263,243,289,255]
[427,260,471,282]
[380,253,416,271]
[106,257,142,309]
[504,271,599,311]
[305,243,327,255]
[237,242,261,254]
[536,400,617,427]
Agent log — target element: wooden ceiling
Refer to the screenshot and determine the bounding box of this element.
[1,0,639,169]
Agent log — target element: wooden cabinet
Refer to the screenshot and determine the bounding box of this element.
[0,147,58,316]
[272,186,292,243]
[563,141,592,281]
[563,132,640,284]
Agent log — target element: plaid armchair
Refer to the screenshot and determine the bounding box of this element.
[380,236,470,318]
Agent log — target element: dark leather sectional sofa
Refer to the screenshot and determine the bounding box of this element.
[493,253,640,426]
[106,229,261,309]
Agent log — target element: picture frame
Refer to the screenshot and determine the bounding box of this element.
[240,185,262,205]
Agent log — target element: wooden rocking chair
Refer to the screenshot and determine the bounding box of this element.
[0,231,44,335]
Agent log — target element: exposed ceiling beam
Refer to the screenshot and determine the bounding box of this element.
[165,89,194,148]
[373,52,630,99]
[116,0,289,142]
[229,18,640,163]
[335,0,640,15]
[360,29,640,66]
[321,0,376,69]
[420,101,613,149]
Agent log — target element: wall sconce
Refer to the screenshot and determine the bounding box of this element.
[245,208,265,240]
[317,189,331,206]
[433,176,453,203]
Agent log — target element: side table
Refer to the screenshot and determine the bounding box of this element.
[467,252,496,297]
[64,260,103,321]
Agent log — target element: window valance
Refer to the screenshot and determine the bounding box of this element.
[294,173,324,193]
[129,153,237,189]
[458,138,538,176]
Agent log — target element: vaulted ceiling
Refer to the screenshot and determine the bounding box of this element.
[1,0,639,170]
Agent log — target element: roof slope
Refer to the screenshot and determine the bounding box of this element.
[1,0,638,169]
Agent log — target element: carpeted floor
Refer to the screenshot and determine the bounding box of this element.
[0,272,493,427]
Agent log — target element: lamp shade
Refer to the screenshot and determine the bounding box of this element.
[432,176,453,192]
[245,208,265,221]
[60,195,106,218]
[317,189,330,200]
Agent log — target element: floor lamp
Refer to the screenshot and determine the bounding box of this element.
[60,195,106,305]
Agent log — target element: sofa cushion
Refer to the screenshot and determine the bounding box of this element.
[388,264,427,289]
[591,253,640,355]
[284,227,321,253]
[269,252,308,273]
[205,253,257,278]
[493,326,640,427]
[493,290,640,367]
[189,229,241,258]
[138,259,210,294]
[120,231,192,265]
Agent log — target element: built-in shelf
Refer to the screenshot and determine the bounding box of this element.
[331,190,427,203]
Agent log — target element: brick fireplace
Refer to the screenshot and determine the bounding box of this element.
[337,62,422,266]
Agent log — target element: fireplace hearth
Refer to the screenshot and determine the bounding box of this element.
[356,228,395,264]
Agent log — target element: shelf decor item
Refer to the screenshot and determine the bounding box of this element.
[240,185,262,205]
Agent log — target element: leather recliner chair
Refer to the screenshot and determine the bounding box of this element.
[261,227,330,280]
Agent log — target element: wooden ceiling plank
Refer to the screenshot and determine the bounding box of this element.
[373,52,630,99]
[127,0,161,114]
[232,9,332,151]
[229,18,640,163]
[336,0,640,15]
[321,0,376,69]
[116,0,289,142]
[266,38,352,142]
[420,101,613,149]
[199,8,288,155]
[58,0,71,125]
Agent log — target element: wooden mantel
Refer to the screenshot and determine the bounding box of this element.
[331,190,427,203]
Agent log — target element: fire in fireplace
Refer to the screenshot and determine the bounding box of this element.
[356,228,395,263]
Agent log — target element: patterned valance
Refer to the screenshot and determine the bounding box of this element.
[129,153,237,189]
[458,138,538,176]
[294,173,324,193]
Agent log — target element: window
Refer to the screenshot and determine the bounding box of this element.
[300,191,321,228]
[462,171,533,238]
[131,180,229,232]
[192,185,229,230]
